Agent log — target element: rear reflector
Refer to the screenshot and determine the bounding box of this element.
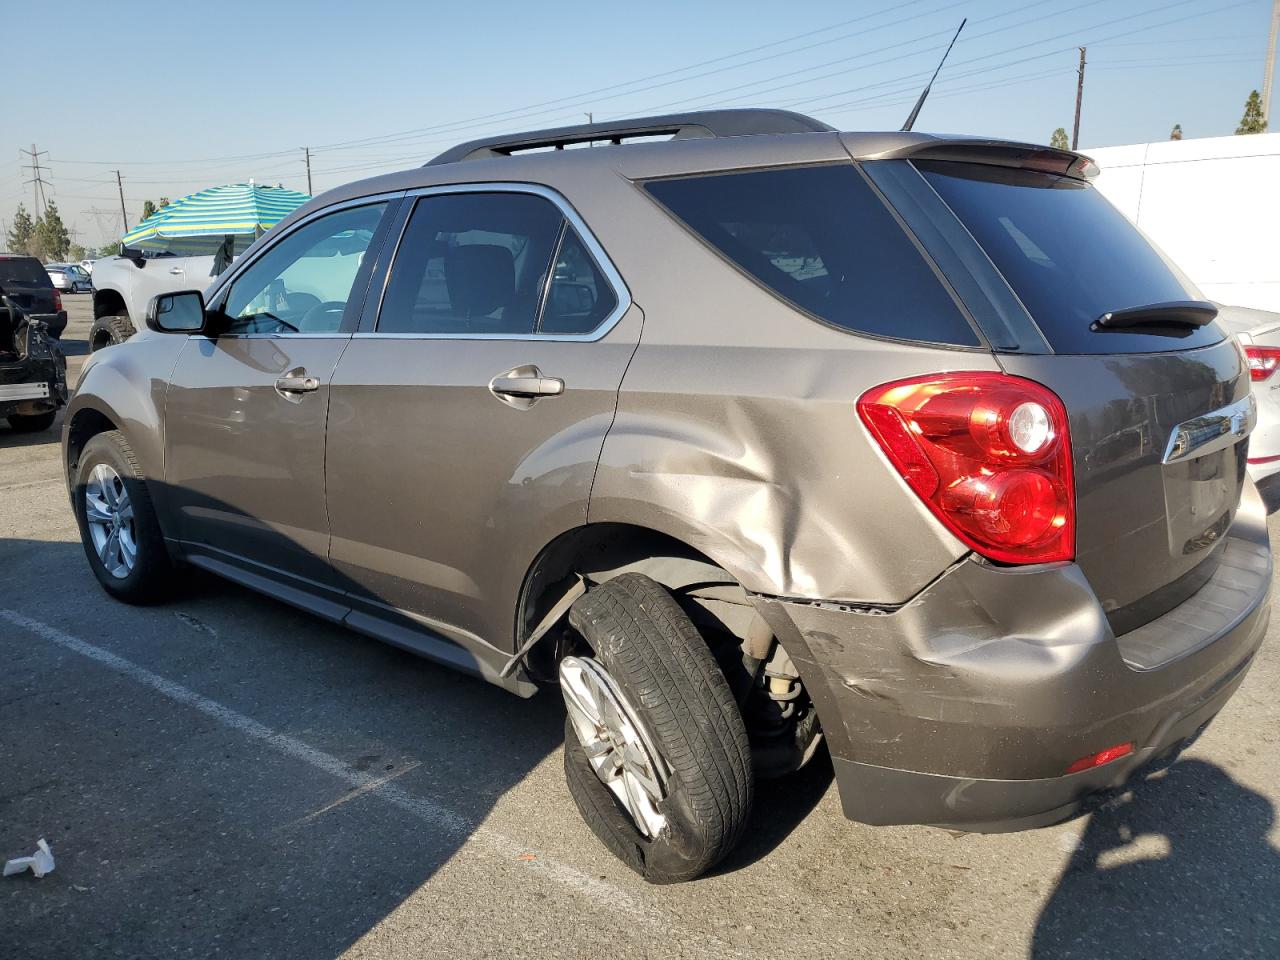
[1244,345,1280,381]
[1065,742,1134,775]
[857,373,1074,564]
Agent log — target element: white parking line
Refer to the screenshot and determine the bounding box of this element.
[0,607,723,948]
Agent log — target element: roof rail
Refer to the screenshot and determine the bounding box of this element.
[426,109,835,166]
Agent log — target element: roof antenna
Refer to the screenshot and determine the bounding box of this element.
[901,19,967,132]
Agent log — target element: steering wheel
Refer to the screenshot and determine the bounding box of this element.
[298,300,347,332]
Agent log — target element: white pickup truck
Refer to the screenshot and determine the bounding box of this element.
[89,252,221,350]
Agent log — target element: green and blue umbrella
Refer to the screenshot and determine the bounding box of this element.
[120,182,311,255]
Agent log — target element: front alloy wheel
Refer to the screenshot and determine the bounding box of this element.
[84,463,137,579]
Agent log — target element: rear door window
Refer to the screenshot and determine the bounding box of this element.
[645,164,979,347]
[378,192,563,336]
[917,161,1222,354]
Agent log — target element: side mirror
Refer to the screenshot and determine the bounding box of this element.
[146,290,208,334]
[120,246,146,266]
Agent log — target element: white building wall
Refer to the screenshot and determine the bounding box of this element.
[1088,133,1280,312]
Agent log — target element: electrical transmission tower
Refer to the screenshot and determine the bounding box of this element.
[20,144,51,215]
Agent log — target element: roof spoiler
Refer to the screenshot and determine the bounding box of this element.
[426,109,836,165]
[877,138,1100,181]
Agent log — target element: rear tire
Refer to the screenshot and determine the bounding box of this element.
[73,431,176,603]
[90,314,136,351]
[6,411,57,432]
[560,573,753,883]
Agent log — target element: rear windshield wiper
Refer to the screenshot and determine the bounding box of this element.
[1092,300,1218,331]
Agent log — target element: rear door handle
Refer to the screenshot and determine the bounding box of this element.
[488,365,564,409]
[490,375,564,397]
[169,267,185,275]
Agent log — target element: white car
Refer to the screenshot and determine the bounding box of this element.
[1218,303,1280,482]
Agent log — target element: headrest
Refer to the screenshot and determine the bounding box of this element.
[444,244,515,319]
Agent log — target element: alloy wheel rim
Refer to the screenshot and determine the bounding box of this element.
[84,463,137,579]
[559,655,669,839]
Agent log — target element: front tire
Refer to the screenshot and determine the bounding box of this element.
[73,431,176,603]
[90,314,136,351]
[560,573,753,883]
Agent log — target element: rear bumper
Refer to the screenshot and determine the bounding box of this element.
[753,481,1271,832]
[0,357,67,417]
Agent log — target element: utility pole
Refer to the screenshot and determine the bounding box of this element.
[1264,0,1279,126]
[302,146,313,194]
[20,144,50,215]
[115,171,129,231]
[1072,46,1087,150]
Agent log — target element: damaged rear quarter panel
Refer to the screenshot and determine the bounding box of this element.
[584,184,996,604]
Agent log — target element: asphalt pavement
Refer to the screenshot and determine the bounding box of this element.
[2,295,1278,959]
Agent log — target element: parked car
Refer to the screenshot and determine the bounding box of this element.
[80,258,96,276]
[1216,302,1280,482]
[88,250,219,350]
[0,254,67,337]
[46,263,91,293]
[63,110,1272,883]
[1,285,67,432]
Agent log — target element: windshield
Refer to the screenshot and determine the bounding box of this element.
[917,160,1221,354]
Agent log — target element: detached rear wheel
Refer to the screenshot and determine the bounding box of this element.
[560,573,753,883]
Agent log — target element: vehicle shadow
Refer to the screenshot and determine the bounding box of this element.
[1257,474,1280,515]
[0,529,574,959]
[0,416,66,449]
[712,747,834,876]
[1031,757,1280,959]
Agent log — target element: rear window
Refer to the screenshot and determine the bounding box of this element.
[0,257,52,287]
[917,161,1222,354]
[645,165,979,347]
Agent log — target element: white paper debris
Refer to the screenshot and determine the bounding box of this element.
[4,839,54,879]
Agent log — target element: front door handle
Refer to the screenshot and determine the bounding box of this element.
[275,368,320,401]
[169,267,185,275]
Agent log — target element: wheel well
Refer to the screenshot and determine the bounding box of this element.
[93,288,127,321]
[66,409,118,477]
[517,523,758,681]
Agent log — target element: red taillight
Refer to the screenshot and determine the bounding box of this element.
[1065,742,1134,775]
[1244,346,1280,381]
[52,290,62,311]
[857,373,1075,564]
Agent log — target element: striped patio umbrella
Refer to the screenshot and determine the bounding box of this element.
[120,182,311,255]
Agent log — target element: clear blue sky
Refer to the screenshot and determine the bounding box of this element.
[2,0,1273,247]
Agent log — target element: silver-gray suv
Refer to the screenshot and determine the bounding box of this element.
[63,110,1272,882]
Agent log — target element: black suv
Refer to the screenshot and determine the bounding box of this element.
[0,255,67,338]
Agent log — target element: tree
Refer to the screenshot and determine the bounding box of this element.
[1049,127,1069,149]
[69,243,87,262]
[141,199,157,221]
[1237,90,1267,134]
[1170,123,1183,141]
[6,204,35,254]
[31,202,71,262]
